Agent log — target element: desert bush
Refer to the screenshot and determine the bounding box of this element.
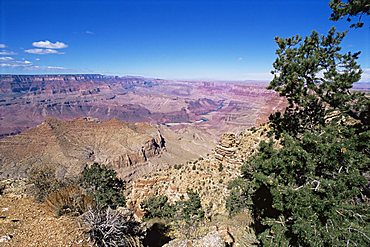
[28,166,62,202]
[226,177,251,216]
[141,195,176,220]
[218,163,223,172]
[81,207,143,247]
[141,190,204,223]
[180,189,204,221]
[45,185,94,217]
[81,163,125,209]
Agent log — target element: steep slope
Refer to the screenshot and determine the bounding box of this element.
[126,125,271,245]
[0,118,214,180]
[127,125,270,217]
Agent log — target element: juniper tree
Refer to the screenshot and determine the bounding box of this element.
[81,163,125,209]
[269,27,369,137]
[330,0,370,27]
[227,1,370,246]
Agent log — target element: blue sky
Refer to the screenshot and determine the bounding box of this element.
[0,0,369,81]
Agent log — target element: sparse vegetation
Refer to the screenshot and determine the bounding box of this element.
[140,190,205,242]
[141,190,204,222]
[29,163,126,217]
[81,207,143,247]
[29,166,63,202]
[81,163,126,209]
[180,189,205,222]
[226,178,250,216]
[45,185,94,217]
[141,195,176,219]
[218,163,223,172]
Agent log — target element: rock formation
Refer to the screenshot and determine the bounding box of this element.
[127,125,270,218]
[0,74,286,140]
[125,125,270,245]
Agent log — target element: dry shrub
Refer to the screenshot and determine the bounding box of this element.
[81,207,143,247]
[28,166,62,202]
[45,185,94,217]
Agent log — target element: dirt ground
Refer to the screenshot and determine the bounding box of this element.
[0,196,91,247]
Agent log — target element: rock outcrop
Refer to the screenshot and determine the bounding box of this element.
[126,126,271,245]
[214,133,242,166]
[127,125,270,218]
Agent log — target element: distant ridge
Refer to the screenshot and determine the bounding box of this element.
[0,74,107,82]
[0,74,285,140]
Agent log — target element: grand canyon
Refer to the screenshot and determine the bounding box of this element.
[0,74,286,180]
[1,1,369,246]
[0,73,368,246]
[0,74,285,138]
[0,74,286,245]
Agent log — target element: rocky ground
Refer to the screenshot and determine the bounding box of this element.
[0,179,89,247]
[128,125,269,218]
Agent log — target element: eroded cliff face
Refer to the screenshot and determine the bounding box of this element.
[127,125,271,218]
[125,125,272,245]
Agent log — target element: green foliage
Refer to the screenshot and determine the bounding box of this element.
[330,0,370,27]
[141,195,176,219]
[29,166,63,202]
[81,163,125,209]
[141,190,204,222]
[269,27,369,136]
[181,189,205,221]
[226,177,250,215]
[243,125,370,246]
[218,163,224,172]
[230,4,370,245]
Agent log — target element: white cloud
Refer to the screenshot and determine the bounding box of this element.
[0,59,33,68]
[35,58,41,61]
[25,48,64,55]
[24,65,67,71]
[0,50,17,55]
[85,30,94,35]
[0,57,14,61]
[0,44,6,48]
[360,68,370,82]
[0,58,67,71]
[32,40,68,49]
[45,66,67,70]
